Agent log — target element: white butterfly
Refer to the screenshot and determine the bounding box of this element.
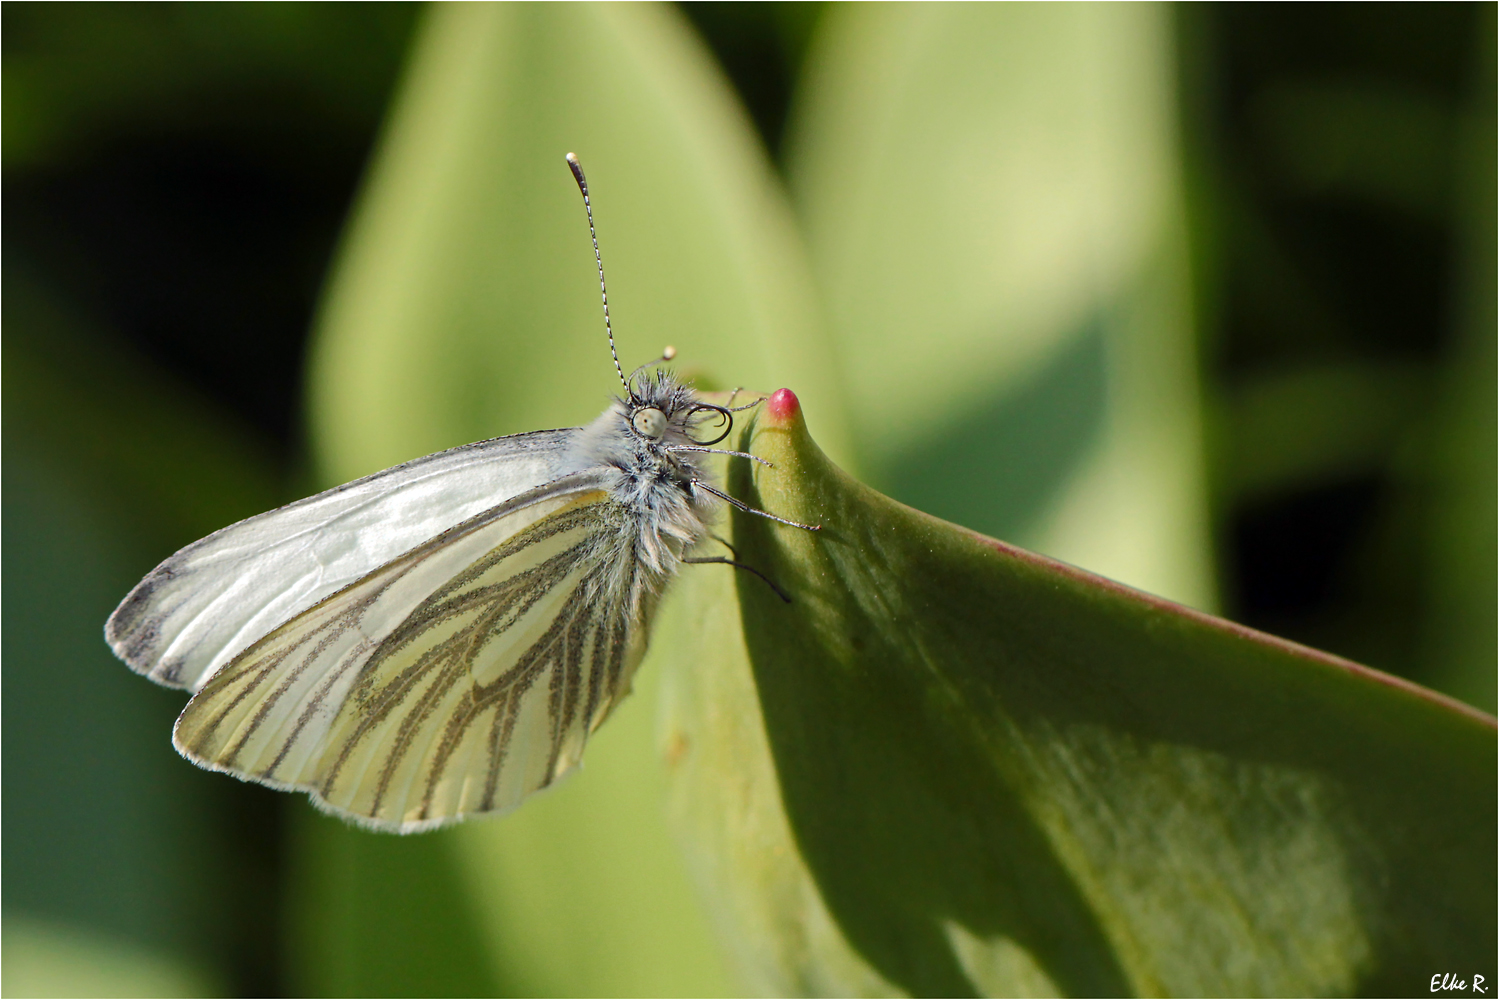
[105,154,809,832]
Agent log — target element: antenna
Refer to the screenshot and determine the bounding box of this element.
[566,152,628,391]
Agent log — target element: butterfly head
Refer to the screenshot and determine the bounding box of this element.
[624,369,734,448]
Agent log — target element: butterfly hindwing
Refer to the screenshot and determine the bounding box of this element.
[174,475,654,831]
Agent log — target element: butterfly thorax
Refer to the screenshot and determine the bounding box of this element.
[562,372,724,582]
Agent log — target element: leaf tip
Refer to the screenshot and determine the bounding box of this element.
[765,387,801,423]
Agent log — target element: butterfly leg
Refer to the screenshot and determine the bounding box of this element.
[683,554,792,604]
[692,479,821,531]
[724,389,763,412]
[666,444,772,466]
[708,531,740,560]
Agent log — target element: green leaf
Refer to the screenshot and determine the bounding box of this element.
[656,446,896,997]
[709,389,1495,996]
[304,4,846,994]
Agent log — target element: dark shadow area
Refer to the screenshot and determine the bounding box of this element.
[7,132,346,446]
[1232,476,1383,616]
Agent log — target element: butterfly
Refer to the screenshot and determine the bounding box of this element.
[105,153,812,832]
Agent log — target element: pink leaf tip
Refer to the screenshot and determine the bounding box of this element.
[766,388,800,422]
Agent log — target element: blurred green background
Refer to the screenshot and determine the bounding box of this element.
[3,3,1492,996]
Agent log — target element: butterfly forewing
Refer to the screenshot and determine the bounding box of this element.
[175,478,654,831]
[106,429,575,694]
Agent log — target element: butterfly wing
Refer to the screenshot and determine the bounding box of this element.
[107,428,577,693]
[173,473,655,831]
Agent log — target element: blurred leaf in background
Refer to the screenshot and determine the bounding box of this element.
[786,2,1214,611]
[3,3,418,995]
[3,1,418,447]
[1419,6,1496,712]
[1427,17,1499,710]
[3,267,280,995]
[1182,3,1497,711]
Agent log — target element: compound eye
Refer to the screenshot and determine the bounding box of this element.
[632,407,668,439]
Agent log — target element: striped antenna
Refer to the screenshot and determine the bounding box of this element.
[566,153,628,390]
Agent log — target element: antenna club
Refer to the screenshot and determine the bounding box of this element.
[566,152,586,192]
[662,345,677,361]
